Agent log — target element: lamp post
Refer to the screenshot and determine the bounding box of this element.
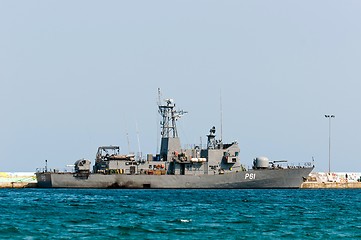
[324,115,335,174]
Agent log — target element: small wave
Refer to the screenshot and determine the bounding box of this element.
[179,219,192,223]
[166,219,192,224]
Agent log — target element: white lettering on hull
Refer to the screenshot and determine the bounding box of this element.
[245,173,256,180]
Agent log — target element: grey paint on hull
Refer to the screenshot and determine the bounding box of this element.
[36,167,313,189]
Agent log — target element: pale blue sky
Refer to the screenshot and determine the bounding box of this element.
[1,1,361,172]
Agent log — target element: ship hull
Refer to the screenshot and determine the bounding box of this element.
[36,167,313,189]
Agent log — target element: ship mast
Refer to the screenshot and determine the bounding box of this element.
[158,98,185,138]
[158,90,187,161]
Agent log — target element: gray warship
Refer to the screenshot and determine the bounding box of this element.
[36,94,314,189]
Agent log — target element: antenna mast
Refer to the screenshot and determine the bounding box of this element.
[156,88,162,153]
[136,122,141,161]
[126,132,131,153]
[220,89,223,142]
[157,88,162,106]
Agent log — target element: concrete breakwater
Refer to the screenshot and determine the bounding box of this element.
[302,172,361,189]
[0,182,38,188]
[0,172,37,188]
[301,182,361,189]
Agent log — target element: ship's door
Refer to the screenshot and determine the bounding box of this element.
[180,164,185,175]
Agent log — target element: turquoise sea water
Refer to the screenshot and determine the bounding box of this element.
[1,189,360,239]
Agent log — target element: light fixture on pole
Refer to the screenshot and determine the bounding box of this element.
[324,115,335,174]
